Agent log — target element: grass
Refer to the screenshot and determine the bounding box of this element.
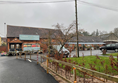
[62,56,118,75]
[102,53,118,56]
[49,55,118,76]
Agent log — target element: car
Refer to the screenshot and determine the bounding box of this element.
[100,43,118,52]
[8,48,23,56]
[53,45,70,57]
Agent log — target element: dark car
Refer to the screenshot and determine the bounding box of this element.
[100,43,118,52]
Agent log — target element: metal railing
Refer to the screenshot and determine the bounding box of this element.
[16,51,118,83]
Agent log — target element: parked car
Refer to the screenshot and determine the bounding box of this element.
[33,50,43,54]
[100,43,118,52]
[8,48,23,56]
[53,45,70,57]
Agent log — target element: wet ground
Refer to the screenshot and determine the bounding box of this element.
[0,56,58,83]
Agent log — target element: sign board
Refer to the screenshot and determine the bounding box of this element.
[23,47,40,51]
[19,34,39,40]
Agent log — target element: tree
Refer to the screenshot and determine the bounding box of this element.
[82,31,90,36]
[114,28,118,37]
[2,42,6,46]
[96,29,99,36]
[40,21,76,57]
[91,31,96,36]
[99,31,108,35]
[53,21,76,56]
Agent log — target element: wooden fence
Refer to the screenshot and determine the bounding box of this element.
[16,51,118,83]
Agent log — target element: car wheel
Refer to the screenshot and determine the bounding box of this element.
[115,49,118,52]
[101,49,104,52]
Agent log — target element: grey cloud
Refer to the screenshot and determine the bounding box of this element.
[0,0,118,37]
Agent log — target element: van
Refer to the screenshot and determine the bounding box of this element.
[53,45,70,57]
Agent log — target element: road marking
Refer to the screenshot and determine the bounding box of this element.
[28,59,32,62]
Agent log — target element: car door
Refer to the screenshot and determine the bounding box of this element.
[111,44,115,50]
[106,44,111,50]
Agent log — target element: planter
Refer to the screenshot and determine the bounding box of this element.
[1,52,7,56]
[84,48,87,51]
[1,55,5,56]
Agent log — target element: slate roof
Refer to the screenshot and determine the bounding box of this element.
[7,25,63,38]
[100,34,110,40]
[70,36,103,42]
[100,33,118,40]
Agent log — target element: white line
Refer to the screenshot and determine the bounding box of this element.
[28,59,32,62]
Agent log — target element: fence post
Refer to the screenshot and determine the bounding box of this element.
[24,52,26,61]
[46,55,49,74]
[19,52,21,58]
[30,52,31,60]
[37,52,39,65]
[16,51,18,59]
[90,48,92,56]
[73,67,77,83]
[56,63,58,73]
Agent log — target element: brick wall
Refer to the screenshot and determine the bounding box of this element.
[0,46,7,52]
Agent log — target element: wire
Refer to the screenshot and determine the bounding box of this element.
[0,0,118,12]
[78,0,118,12]
[0,0,74,4]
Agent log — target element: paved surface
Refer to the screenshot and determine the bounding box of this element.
[70,50,118,57]
[0,56,58,83]
[0,50,117,83]
[70,50,102,57]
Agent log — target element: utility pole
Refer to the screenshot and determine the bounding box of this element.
[4,23,6,37]
[75,0,79,57]
[4,23,7,52]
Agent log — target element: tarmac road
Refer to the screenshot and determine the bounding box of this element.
[0,56,58,83]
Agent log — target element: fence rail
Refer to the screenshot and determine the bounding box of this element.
[16,51,118,83]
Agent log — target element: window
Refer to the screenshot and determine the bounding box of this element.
[106,44,111,47]
[11,44,14,49]
[23,43,40,47]
[111,44,115,47]
[16,44,20,49]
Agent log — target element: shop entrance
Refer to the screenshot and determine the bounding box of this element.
[9,43,22,51]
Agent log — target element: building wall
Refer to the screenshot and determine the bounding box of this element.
[0,37,1,46]
[7,37,57,52]
[0,46,7,52]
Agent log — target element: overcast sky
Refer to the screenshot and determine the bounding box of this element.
[0,0,118,37]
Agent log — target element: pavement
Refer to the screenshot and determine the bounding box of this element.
[0,50,117,83]
[0,56,58,83]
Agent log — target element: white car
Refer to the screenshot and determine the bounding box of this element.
[53,45,70,57]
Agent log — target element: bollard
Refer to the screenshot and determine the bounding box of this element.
[46,55,49,74]
[24,52,26,61]
[103,49,106,55]
[41,56,42,63]
[19,52,21,58]
[73,67,77,83]
[16,52,18,59]
[37,52,39,65]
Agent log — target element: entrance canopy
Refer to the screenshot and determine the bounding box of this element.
[67,42,105,45]
[9,38,22,43]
